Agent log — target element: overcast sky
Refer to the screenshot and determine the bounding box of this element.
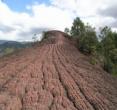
[0,0,117,41]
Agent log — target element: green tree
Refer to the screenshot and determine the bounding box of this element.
[64,28,70,35]
[99,26,117,74]
[79,24,98,55]
[99,26,111,40]
[113,32,117,47]
[70,17,85,38]
[32,34,38,42]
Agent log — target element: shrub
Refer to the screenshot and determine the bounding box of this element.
[4,48,14,55]
[90,57,97,65]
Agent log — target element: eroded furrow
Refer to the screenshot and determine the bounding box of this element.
[52,44,95,110]
[52,45,78,110]
[57,43,116,110]
[21,45,51,110]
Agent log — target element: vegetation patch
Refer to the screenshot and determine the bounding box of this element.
[65,17,117,75]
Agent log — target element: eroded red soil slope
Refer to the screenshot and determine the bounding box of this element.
[0,31,117,110]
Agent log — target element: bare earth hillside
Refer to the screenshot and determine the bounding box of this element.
[0,31,117,110]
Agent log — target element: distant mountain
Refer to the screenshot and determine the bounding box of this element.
[0,40,21,45]
[0,40,32,56]
[0,41,24,48]
[0,40,32,48]
[0,40,9,45]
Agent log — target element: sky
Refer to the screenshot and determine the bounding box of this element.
[0,0,117,41]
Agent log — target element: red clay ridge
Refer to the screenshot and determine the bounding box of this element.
[0,30,117,110]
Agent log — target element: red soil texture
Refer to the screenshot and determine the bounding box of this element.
[0,30,117,110]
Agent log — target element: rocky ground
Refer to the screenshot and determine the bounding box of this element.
[0,31,117,110]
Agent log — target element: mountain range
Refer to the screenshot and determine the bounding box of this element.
[0,40,31,56]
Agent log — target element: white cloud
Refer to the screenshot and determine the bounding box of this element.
[0,1,73,41]
[32,4,73,29]
[51,0,117,29]
[50,0,77,12]
[0,0,117,41]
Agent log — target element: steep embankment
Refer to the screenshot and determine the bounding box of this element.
[0,31,117,110]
